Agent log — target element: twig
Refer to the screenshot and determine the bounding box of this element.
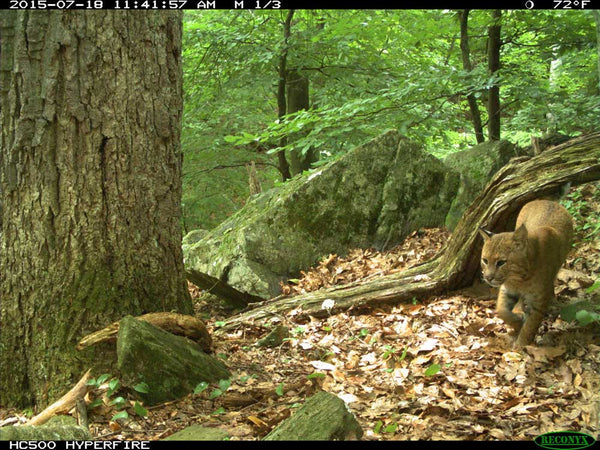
[27,369,93,426]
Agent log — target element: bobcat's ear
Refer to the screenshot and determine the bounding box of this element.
[513,224,528,243]
[478,228,494,241]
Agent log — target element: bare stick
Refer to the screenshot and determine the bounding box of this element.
[27,369,92,426]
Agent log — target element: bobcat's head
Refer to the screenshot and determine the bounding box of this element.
[479,225,529,287]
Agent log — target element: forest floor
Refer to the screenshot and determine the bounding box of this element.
[1,186,599,441]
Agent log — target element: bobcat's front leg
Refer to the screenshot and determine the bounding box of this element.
[514,293,549,347]
[496,286,524,334]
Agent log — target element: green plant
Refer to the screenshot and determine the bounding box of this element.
[208,379,232,399]
[86,374,148,420]
[291,326,306,337]
[307,372,326,380]
[560,283,600,327]
[424,363,441,376]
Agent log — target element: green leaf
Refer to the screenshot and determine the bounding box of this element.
[194,382,209,394]
[212,407,226,415]
[133,401,148,417]
[209,389,223,399]
[110,396,126,409]
[560,301,595,322]
[108,378,120,392]
[275,383,284,396]
[134,382,150,394]
[292,326,306,336]
[97,374,111,385]
[424,364,441,377]
[218,379,231,392]
[575,310,600,326]
[88,399,103,409]
[307,372,326,379]
[398,347,408,362]
[586,280,600,293]
[384,423,398,433]
[374,420,383,434]
[111,410,129,422]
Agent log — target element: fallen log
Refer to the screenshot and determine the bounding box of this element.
[218,132,600,332]
[185,270,265,308]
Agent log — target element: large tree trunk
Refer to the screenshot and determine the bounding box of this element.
[487,10,501,141]
[0,11,192,408]
[220,133,600,332]
[458,10,485,144]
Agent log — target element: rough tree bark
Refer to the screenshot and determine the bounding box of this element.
[287,70,318,175]
[487,10,501,141]
[0,11,192,407]
[219,133,600,332]
[458,10,485,144]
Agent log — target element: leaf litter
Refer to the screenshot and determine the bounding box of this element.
[1,189,599,441]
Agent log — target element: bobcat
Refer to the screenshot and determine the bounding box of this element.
[479,199,574,347]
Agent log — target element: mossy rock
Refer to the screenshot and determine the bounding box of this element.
[117,316,230,406]
[185,130,459,302]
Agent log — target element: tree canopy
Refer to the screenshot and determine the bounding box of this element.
[181,10,599,230]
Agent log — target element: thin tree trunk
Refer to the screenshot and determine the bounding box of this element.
[219,133,600,331]
[287,70,318,175]
[0,11,192,407]
[275,10,294,181]
[458,10,485,144]
[593,10,600,94]
[487,10,501,141]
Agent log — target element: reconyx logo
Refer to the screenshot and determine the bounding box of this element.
[534,431,596,450]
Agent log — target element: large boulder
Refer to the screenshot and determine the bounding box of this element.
[443,140,526,230]
[184,131,459,300]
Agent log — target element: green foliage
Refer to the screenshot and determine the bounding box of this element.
[275,382,284,396]
[87,375,149,420]
[86,374,120,397]
[193,381,209,394]
[291,326,306,337]
[562,186,600,241]
[206,379,232,399]
[111,410,129,422]
[133,401,148,418]
[424,363,442,377]
[560,299,600,327]
[182,10,599,231]
[110,396,127,409]
[307,372,326,380]
[374,420,383,434]
[133,382,150,394]
[561,274,600,327]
